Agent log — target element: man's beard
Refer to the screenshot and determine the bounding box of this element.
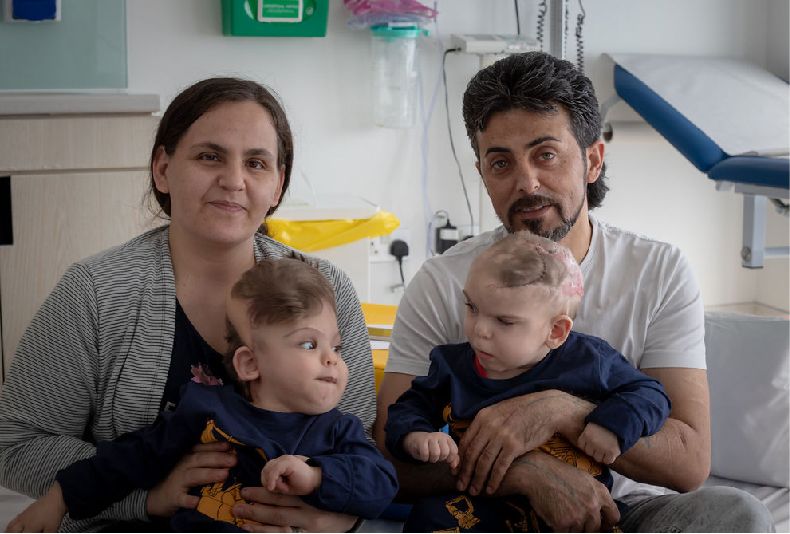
[506,191,585,241]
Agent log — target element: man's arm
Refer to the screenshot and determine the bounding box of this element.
[610,367,711,492]
[376,372,620,532]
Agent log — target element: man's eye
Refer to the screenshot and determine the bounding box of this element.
[539,152,556,161]
[491,159,508,170]
[299,340,316,350]
[248,159,266,170]
[199,153,220,161]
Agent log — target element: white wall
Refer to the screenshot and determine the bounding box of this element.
[127,0,789,310]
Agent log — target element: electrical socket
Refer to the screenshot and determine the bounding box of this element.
[369,236,391,263]
[369,228,411,263]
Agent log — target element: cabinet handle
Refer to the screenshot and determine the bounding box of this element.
[0,176,11,246]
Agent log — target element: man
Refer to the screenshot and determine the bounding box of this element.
[375,52,773,532]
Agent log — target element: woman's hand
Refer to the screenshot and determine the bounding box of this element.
[6,482,67,533]
[234,487,357,533]
[146,441,237,518]
[456,390,593,495]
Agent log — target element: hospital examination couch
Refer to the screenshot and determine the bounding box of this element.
[598,53,789,531]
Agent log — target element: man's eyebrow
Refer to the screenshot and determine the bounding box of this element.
[483,135,561,156]
[190,142,275,159]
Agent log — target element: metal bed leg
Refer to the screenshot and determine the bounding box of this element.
[742,194,766,269]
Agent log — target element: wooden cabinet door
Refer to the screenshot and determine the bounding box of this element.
[0,170,157,380]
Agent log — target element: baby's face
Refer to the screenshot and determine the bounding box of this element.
[463,263,556,380]
[247,303,348,414]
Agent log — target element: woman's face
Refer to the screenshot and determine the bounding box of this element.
[153,100,285,247]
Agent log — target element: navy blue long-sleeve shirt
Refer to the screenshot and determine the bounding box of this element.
[57,382,397,530]
[385,333,670,489]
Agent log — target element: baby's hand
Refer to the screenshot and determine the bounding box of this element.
[403,431,459,470]
[6,482,67,533]
[578,422,621,465]
[261,455,321,496]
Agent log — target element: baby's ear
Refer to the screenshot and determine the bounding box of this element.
[545,314,573,349]
[233,346,260,381]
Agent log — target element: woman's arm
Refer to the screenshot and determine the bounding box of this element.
[0,264,151,525]
[323,263,376,435]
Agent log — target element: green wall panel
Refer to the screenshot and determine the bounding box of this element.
[0,0,126,90]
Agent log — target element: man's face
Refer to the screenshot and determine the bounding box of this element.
[474,107,601,241]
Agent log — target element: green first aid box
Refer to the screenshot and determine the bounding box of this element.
[222,0,329,37]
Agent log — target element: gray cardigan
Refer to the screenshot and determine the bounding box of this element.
[0,226,376,531]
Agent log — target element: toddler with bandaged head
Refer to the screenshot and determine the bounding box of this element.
[386,231,671,533]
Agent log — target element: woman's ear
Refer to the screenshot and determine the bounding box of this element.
[545,314,573,349]
[233,346,260,381]
[152,145,170,194]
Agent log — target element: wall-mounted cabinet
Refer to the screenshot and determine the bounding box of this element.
[0,105,159,382]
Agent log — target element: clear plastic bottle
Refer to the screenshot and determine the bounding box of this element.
[371,25,422,128]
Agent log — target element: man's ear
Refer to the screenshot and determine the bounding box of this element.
[233,346,260,381]
[152,145,170,194]
[545,314,573,349]
[585,140,605,184]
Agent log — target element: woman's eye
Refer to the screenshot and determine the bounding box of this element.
[299,340,316,350]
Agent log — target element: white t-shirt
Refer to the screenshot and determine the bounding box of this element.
[386,214,706,502]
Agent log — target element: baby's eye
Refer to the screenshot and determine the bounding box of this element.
[299,340,316,350]
[333,344,343,354]
[497,317,514,326]
[464,301,478,314]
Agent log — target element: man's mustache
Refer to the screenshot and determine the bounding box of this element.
[507,195,558,219]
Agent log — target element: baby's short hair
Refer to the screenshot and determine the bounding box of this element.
[224,255,336,395]
[477,231,584,316]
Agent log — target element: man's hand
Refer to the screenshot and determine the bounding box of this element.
[233,487,356,532]
[403,431,460,469]
[498,451,620,532]
[146,441,237,518]
[457,390,593,495]
[261,455,321,496]
[578,423,621,465]
[6,482,67,533]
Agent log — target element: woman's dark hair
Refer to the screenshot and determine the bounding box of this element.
[149,77,294,218]
[462,52,608,209]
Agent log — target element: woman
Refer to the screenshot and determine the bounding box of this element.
[0,78,374,532]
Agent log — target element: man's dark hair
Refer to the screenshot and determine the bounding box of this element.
[462,52,608,209]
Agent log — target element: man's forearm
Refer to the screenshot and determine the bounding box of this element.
[611,417,710,492]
